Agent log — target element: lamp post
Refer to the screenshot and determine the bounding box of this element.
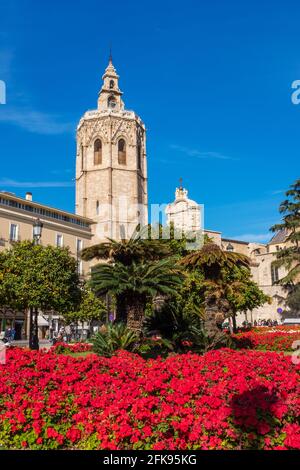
[29,218,43,350]
[33,218,43,245]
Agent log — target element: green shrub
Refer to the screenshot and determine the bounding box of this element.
[92,322,140,357]
[144,303,229,354]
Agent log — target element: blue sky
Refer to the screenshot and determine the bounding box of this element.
[0,0,299,243]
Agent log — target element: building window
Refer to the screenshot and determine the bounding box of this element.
[56,234,63,248]
[94,139,102,165]
[109,80,114,89]
[271,265,279,285]
[96,200,100,215]
[77,239,83,254]
[108,95,116,108]
[118,138,126,165]
[226,243,234,252]
[77,260,83,276]
[9,223,18,242]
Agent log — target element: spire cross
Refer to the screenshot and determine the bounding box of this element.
[109,44,113,64]
[179,177,183,189]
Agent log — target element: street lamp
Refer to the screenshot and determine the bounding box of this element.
[29,218,44,350]
[33,218,43,245]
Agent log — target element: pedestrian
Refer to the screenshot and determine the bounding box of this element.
[5,327,12,344]
[11,327,16,342]
[65,325,71,343]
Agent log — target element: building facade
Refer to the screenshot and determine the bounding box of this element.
[75,56,148,243]
[0,190,94,339]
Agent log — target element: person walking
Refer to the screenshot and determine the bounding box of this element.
[11,327,16,342]
[5,327,12,345]
[65,325,71,343]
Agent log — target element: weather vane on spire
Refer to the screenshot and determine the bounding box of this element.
[109,43,113,63]
[179,177,183,189]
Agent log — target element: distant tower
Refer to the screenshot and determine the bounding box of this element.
[166,180,201,233]
[75,55,148,242]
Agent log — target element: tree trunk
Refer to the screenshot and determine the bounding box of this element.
[204,303,221,337]
[126,297,145,334]
[116,294,127,323]
[232,313,237,333]
[29,307,39,350]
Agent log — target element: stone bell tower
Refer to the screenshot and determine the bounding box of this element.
[75,54,148,242]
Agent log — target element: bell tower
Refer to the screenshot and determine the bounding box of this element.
[97,53,124,112]
[75,55,148,242]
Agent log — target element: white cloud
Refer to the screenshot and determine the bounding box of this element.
[170,144,236,160]
[270,189,285,195]
[0,178,73,188]
[0,107,74,135]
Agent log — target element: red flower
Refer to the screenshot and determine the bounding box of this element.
[0,347,299,450]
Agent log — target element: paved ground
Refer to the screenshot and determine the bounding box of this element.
[5,340,52,350]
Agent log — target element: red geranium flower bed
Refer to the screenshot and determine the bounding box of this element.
[232,329,300,351]
[0,348,299,450]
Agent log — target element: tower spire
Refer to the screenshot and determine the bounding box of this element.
[98,52,124,111]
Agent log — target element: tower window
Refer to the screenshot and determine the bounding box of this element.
[108,95,116,108]
[94,139,102,165]
[109,80,114,89]
[81,145,84,170]
[118,139,126,165]
[137,143,142,170]
[96,200,100,215]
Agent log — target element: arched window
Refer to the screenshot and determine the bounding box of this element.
[94,139,102,165]
[109,80,114,89]
[108,95,116,108]
[118,139,126,165]
[96,200,100,215]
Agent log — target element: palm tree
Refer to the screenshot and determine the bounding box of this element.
[180,243,251,334]
[181,243,250,274]
[271,178,300,286]
[90,258,183,332]
[81,226,173,266]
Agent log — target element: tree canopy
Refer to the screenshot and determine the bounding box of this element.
[0,241,81,313]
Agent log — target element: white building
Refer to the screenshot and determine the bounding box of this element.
[165,183,201,234]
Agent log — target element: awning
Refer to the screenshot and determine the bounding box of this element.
[38,315,49,326]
